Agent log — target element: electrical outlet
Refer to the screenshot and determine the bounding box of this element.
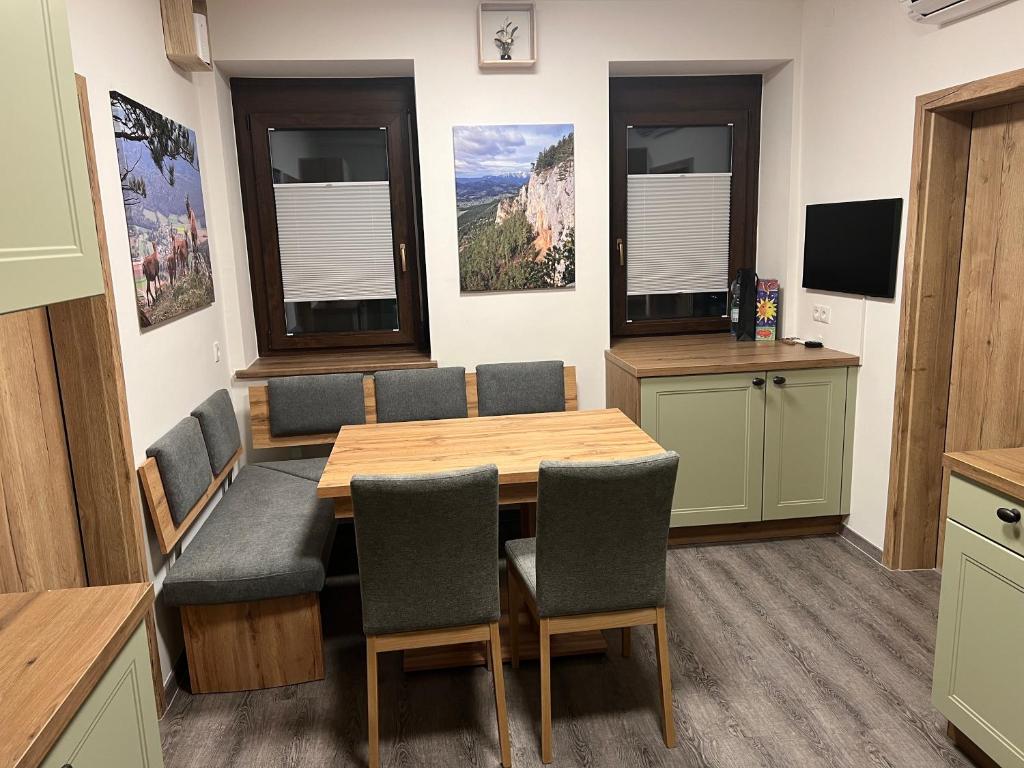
[812,305,821,322]
[812,304,832,325]
[213,341,221,363]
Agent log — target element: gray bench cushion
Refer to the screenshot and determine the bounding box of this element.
[191,389,241,474]
[373,367,468,423]
[146,418,213,526]
[476,361,565,417]
[268,373,366,437]
[255,457,328,483]
[162,465,335,606]
[505,537,538,600]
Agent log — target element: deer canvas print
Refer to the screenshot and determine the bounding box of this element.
[454,124,575,292]
[111,92,215,329]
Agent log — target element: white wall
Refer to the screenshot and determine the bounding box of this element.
[67,0,236,682]
[204,0,805,410]
[795,0,1024,548]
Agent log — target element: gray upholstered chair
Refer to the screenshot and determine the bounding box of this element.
[351,465,510,768]
[372,366,468,423]
[504,452,680,764]
[476,360,566,417]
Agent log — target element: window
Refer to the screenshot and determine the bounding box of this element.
[232,79,428,354]
[610,76,762,336]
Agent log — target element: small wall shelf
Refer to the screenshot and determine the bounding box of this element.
[478,2,536,70]
[159,0,212,72]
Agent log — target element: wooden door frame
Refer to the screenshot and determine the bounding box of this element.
[884,67,1024,570]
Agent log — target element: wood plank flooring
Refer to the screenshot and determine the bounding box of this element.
[159,536,972,767]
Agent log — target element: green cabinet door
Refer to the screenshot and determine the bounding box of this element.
[0,0,103,314]
[641,372,765,527]
[933,520,1024,768]
[762,367,848,520]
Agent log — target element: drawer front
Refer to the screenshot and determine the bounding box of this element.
[947,474,1024,559]
[41,623,163,768]
[934,521,1024,768]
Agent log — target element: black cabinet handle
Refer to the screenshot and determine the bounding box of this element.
[752,377,765,388]
[773,376,787,386]
[997,507,1022,524]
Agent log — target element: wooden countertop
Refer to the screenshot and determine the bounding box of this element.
[235,347,436,380]
[944,447,1024,504]
[606,334,860,378]
[0,583,153,768]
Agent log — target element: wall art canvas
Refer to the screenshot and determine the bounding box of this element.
[454,124,575,292]
[111,91,215,329]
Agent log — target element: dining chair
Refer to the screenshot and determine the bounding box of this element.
[504,452,680,764]
[372,366,468,423]
[351,464,511,768]
[476,360,566,416]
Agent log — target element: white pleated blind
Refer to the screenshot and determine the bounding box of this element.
[626,173,731,295]
[274,181,397,303]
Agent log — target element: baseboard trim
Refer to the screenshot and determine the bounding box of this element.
[668,516,843,547]
[839,525,884,564]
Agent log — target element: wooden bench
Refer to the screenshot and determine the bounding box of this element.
[249,365,579,450]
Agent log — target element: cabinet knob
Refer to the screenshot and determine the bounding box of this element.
[773,375,787,386]
[997,507,1022,524]
[752,377,766,388]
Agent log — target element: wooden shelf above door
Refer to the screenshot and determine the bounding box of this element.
[159,0,212,72]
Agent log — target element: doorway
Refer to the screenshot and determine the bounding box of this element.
[885,68,1024,570]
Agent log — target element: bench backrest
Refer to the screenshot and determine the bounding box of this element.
[138,390,243,555]
[249,365,578,450]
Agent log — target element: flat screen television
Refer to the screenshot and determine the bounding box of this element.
[802,198,903,299]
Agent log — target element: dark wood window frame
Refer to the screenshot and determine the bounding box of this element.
[610,75,763,337]
[231,78,429,356]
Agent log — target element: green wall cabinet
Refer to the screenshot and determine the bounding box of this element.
[933,476,1024,768]
[0,0,104,314]
[40,624,164,768]
[641,367,855,528]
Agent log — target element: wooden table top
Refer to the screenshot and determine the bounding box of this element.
[317,408,665,499]
[0,583,153,768]
[944,447,1024,503]
[606,334,860,378]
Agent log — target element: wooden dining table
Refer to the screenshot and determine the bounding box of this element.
[316,407,666,671]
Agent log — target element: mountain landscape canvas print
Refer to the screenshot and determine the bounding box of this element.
[111,91,215,329]
[454,124,575,292]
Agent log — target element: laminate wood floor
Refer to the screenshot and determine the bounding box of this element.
[160,536,972,767]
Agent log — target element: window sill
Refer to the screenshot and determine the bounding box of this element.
[234,347,436,380]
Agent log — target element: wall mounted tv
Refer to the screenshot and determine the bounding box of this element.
[802,198,903,299]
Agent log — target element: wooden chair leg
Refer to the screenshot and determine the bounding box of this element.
[654,607,676,748]
[540,618,553,764]
[508,567,522,669]
[488,621,512,768]
[622,626,631,658]
[366,637,380,768]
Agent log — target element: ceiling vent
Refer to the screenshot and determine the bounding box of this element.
[900,0,1013,23]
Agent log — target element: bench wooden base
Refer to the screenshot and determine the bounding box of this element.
[181,592,324,694]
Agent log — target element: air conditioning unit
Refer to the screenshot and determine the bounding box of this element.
[900,0,1014,23]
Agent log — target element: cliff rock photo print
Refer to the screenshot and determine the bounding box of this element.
[111,91,215,329]
[454,124,575,292]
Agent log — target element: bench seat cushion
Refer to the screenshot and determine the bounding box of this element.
[255,457,328,483]
[163,465,335,606]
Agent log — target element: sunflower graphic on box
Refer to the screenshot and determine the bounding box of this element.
[755,278,779,341]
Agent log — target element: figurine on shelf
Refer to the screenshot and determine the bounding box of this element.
[494,17,518,60]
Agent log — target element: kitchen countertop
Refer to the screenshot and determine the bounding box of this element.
[944,447,1024,504]
[606,333,860,378]
[0,583,153,768]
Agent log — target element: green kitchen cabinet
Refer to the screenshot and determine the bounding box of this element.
[40,623,164,768]
[933,474,1024,768]
[762,367,849,520]
[0,0,104,314]
[641,372,766,527]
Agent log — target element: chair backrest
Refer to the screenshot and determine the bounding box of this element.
[534,451,679,618]
[475,360,566,417]
[267,373,366,437]
[373,366,468,423]
[351,465,501,636]
[191,389,241,474]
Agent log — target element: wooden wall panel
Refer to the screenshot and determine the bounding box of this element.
[0,309,87,592]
